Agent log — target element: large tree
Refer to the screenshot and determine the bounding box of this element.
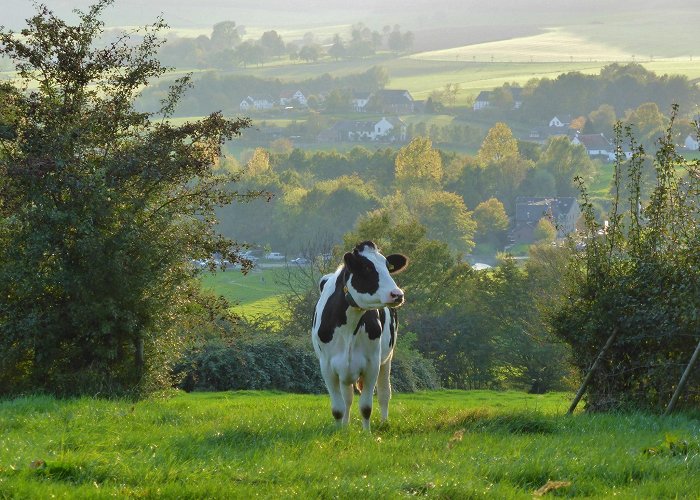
[0,1,260,395]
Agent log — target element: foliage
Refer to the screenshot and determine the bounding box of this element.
[552,110,700,411]
[533,218,557,243]
[473,197,510,246]
[394,136,443,188]
[174,335,327,393]
[0,1,259,396]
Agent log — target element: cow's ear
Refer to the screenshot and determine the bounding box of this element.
[343,251,357,271]
[386,254,408,274]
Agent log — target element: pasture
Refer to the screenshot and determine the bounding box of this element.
[1,390,699,498]
[200,267,290,317]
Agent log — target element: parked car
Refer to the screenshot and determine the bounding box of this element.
[265,252,285,260]
[290,257,310,265]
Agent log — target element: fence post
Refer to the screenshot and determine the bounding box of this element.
[665,337,700,416]
[567,327,619,415]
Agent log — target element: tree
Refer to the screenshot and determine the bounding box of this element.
[0,1,261,396]
[588,104,617,136]
[299,44,322,63]
[328,34,346,60]
[210,21,240,51]
[533,217,557,243]
[407,190,476,255]
[246,147,272,176]
[536,136,594,197]
[395,137,443,189]
[259,30,285,59]
[473,198,510,246]
[477,122,519,165]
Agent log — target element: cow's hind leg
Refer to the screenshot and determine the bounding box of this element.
[376,358,392,422]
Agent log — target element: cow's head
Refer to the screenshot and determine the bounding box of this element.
[343,241,408,310]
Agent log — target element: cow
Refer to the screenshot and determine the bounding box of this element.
[311,240,408,431]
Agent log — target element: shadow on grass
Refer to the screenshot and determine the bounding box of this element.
[430,408,561,435]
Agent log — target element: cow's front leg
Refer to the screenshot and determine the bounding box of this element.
[320,365,346,427]
[359,357,380,432]
[341,382,354,426]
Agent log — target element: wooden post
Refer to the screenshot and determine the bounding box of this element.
[665,337,700,416]
[568,327,619,415]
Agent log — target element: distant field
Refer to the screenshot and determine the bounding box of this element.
[2,390,699,498]
[200,267,289,316]
[411,27,634,64]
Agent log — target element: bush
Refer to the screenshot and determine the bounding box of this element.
[174,328,440,394]
[553,115,700,411]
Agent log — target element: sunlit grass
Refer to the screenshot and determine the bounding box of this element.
[200,267,289,316]
[1,390,698,498]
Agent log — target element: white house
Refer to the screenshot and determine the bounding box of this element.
[572,133,614,159]
[549,115,572,128]
[280,89,307,107]
[351,92,372,112]
[239,95,274,111]
[473,91,492,110]
[684,134,699,150]
[374,117,407,141]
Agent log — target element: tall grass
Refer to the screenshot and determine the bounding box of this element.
[1,391,698,498]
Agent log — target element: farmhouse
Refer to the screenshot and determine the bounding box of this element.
[279,89,308,108]
[549,115,572,128]
[571,133,614,160]
[239,95,275,111]
[351,91,372,112]
[511,196,581,243]
[473,88,522,110]
[473,91,492,110]
[370,89,415,114]
[323,117,406,142]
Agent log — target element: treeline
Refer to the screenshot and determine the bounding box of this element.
[137,66,389,117]
[478,64,699,134]
[158,21,414,70]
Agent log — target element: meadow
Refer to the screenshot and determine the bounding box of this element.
[200,267,290,317]
[1,390,699,498]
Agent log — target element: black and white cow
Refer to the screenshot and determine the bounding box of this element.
[311,241,408,431]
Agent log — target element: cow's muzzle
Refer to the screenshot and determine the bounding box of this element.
[388,289,405,307]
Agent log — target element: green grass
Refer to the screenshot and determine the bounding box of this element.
[1,390,699,498]
[200,267,289,316]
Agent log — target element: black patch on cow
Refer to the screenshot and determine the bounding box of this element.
[316,275,349,343]
[351,310,381,340]
[345,253,380,295]
[389,308,398,347]
[359,310,382,340]
[332,409,343,421]
[361,406,372,420]
[319,276,328,292]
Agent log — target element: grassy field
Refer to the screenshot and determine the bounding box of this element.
[200,267,290,317]
[1,390,699,498]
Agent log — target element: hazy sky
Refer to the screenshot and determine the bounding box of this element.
[5,0,688,31]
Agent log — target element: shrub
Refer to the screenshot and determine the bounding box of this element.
[552,113,700,411]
